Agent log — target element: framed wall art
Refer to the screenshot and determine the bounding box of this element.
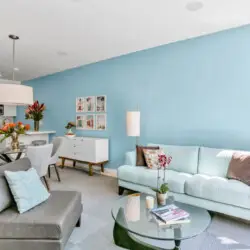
[76,97,84,112]
[96,96,106,112]
[76,115,95,130]
[85,96,95,112]
[96,114,106,130]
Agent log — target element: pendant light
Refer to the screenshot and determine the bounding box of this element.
[0,35,33,105]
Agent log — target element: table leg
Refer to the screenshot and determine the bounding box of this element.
[73,160,76,168]
[15,152,22,161]
[89,163,93,176]
[174,240,181,250]
[101,163,104,173]
[1,154,12,163]
[61,158,65,168]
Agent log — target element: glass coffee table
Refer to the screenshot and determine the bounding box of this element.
[111,194,211,250]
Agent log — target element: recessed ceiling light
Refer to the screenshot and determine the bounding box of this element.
[14,67,19,71]
[57,51,68,56]
[186,1,204,11]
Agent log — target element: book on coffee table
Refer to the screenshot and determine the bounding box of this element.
[151,204,190,225]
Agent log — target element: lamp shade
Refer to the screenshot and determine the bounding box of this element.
[0,82,33,105]
[126,111,140,136]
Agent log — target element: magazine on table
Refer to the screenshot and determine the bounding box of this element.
[151,204,190,225]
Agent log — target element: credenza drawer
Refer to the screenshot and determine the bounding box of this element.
[59,136,109,163]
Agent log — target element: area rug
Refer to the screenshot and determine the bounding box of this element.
[49,168,250,250]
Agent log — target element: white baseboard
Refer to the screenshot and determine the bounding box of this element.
[101,168,117,178]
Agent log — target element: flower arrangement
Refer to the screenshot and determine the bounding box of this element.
[0,122,30,150]
[152,152,172,205]
[25,100,45,131]
[65,122,76,134]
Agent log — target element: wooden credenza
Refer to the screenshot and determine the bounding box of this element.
[59,137,109,176]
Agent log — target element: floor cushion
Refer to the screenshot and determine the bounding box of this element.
[185,174,250,209]
[0,191,82,239]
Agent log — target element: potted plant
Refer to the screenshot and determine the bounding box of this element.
[152,153,172,205]
[0,122,30,150]
[153,183,169,206]
[25,100,45,131]
[65,122,76,138]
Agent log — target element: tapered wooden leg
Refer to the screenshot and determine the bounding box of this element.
[54,164,61,182]
[73,161,76,167]
[76,216,81,227]
[42,176,50,191]
[61,158,65,168]
[48,165,51,178]
[118,186,125,196]
[101,163,104,173]
[89,163,93,176]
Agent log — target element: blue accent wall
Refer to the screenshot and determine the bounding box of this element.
[17,25,250,169]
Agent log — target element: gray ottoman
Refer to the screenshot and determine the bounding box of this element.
[0,190,82,250]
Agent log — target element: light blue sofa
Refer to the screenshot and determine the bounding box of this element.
[118,144,250,221]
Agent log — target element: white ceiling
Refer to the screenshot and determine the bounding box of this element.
[0,0,250,81]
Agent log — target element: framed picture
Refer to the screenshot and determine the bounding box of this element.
[85,96,95,112]
[96,114,106,130]
[76,115,95,130]
[76,115,84,129]
[96,96,106,112]
[76,97,84,112]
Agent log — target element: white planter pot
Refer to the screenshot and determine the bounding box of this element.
[157,192,168,206]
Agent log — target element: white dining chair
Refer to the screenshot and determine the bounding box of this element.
[26,144,53,191]
[48,137,63,182]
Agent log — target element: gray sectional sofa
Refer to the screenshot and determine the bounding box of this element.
[0,158,82,250]
[118,144,250,221]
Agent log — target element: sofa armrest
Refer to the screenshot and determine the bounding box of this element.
[125,151,136,166]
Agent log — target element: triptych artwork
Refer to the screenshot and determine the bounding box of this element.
[76,96,106,130]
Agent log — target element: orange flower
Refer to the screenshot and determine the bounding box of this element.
[8,123,16,128]
[24,124,30,131]
[17,121,22,126]
[1,126,8,132]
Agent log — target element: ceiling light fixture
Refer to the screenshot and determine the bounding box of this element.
[186,1,204,11]
[0,35,33,105]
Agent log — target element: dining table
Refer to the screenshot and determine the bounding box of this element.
[0,146,26,163]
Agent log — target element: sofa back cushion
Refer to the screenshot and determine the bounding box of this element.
[198,147,236,177]
[0,158,31,212]
[148,144,199,174]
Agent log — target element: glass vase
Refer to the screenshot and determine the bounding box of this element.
[34,120,39,131]
[11,132,19,150]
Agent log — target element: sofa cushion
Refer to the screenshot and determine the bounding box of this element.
[118,165,161,189]
[0,158,31,212]
[0,176,12,212]
[118,166,192,193]
[185,174,250,209]
[5,168,50,213]
[0,191,82,239]
[198,147,234,177]
[136,145,159,166]
[149,144,199,174]
[227,152,250,186]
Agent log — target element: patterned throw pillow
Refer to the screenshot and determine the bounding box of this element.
[143,149,166,169]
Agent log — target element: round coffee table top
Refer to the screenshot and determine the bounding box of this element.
[111,193,211,241]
